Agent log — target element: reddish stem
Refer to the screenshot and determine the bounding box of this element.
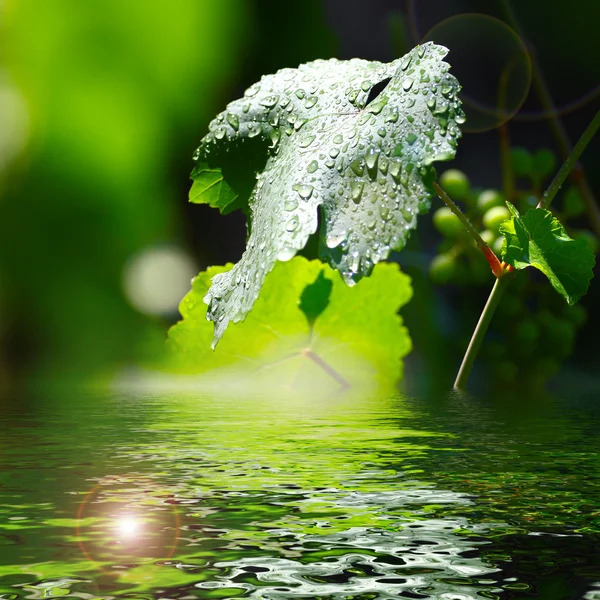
[433,182,504,277]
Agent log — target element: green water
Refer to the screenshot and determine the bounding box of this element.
[0,388,599,599]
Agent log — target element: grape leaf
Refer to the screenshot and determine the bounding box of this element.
[500,203,596,304]
[191,42,464,345]
[188,163,238,214]
[166,257,412,392]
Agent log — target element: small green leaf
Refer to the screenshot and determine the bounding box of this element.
[166,257,412,391]
[192,42,464,345]
[500,203,595,304]
[189,162,238,214]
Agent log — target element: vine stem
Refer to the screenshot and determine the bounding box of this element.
[499,0,600,235]
[539,108,600,209]
[433,182,504,276]
[452,107,600,389]
[454,272,514,389]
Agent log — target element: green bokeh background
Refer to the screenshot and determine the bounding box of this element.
[0,0,598,389]
[0,0,251,381]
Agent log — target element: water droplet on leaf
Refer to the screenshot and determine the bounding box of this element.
[299,135,316,148]
[277,247,296,261]
[365,147,379,171]
[351,181,364,203]
[284,198,298,211]
[293,183,314,199]
[260,95,279,108]
[286,216,299,232]
[326,231,346,249]
[226,113,239,131]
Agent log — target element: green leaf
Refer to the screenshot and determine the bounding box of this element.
[166,256,413,391]
[188,162,238,214]
[192,42,464,344]
[500,203,596,304]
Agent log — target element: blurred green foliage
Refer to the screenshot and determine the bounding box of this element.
[0,0,250,380]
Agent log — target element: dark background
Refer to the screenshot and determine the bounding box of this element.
[1,0,599,390]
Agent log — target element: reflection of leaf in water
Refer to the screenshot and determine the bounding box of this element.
[197,519,502,598]
[166,256,412,392]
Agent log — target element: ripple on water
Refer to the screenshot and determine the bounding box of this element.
[196,518,506,599]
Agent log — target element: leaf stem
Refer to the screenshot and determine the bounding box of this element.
[454,271,515,389]
[539,108,600,209]
[303,348,351,389]
[433,182,504,277]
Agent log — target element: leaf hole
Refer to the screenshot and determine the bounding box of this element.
[366,77,392,105]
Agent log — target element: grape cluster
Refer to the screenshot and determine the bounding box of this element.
[429,147,597,388]
[428,169,508,286]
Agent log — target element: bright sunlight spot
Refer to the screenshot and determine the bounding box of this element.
[122,245,197,317]
[116,516,140,538]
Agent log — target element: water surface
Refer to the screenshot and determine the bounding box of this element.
[0,388,599,599]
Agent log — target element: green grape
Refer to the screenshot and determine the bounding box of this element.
[514,318,540,345]
[483,206,510,233]
[429,252,458,284]
[534,357,560,378]
[493,359,518,384]
[532,148,557,180]
[480,229,496,246]
[439,237,458,254]
[536,309,554,328]
[440,169,470,200]
[510,147,533,177]
[497,293,523,319]
[563,304,587,328]
[492,235,505,257]
[563,187,586,217]
[433,207,463,237]
[522,195,539,210]
[540,315,575,359]
[513,337,536,360]
[483,341,506,359]
[572,229,599,254]
[477,189,504,213]
[470,255,492,283]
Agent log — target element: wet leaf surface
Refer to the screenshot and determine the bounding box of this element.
[191,43,464,344]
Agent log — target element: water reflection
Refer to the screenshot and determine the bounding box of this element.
[75,475,180,565]
[115,516,139,538]
[196,518,503,599]
[0,389,598,599]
